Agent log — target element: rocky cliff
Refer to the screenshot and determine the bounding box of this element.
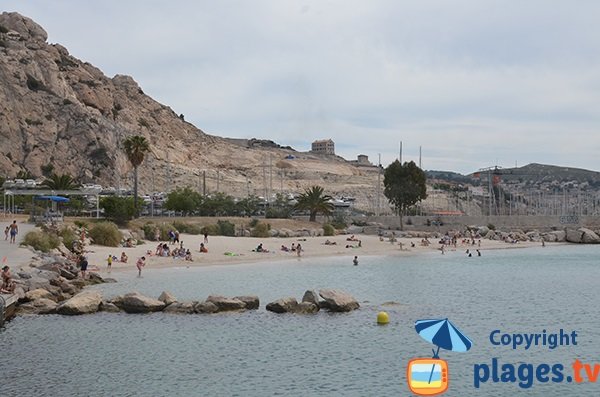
[0,12,382,210]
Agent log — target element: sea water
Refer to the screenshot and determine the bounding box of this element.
[1,245,599,396]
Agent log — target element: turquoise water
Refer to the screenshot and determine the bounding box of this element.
[1,245,600,396]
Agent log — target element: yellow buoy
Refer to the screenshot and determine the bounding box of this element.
[377,311,389,325]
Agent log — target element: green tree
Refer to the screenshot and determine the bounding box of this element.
[294,185,334,222]
[266,193,293,219]
[383,160,427,230]
[200,192,236,216]
[122,135,150,217]
[164,187,203,215]
[235,195,260,216]
[100,196,140,225]
[42,173,78,190]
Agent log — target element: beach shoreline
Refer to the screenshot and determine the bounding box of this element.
[82,232,549,276]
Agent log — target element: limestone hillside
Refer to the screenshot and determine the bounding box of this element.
[0,12,384,211]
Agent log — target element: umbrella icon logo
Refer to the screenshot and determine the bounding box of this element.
[407,318,473,396]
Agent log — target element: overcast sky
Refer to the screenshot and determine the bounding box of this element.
[4,1,600,173]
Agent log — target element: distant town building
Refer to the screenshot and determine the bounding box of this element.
[357,154,370,165]
[311,139,335,155]
[349,154,375,167]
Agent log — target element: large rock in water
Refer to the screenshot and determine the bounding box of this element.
[580,228,600,244]
[302,290,320,306]
[56,291,102,315]
[294,302,319,314]
[266,297,298,313]
[17,298,58,315]
[113,292,166,313]
[163,301,196,314]
[318,289,359,312]
[205,295,246,311]
[233,295,259,310]
[158,291,178,306]
[566,229,584,243]
[194,301,219,314]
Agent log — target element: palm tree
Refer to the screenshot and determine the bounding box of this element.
[42,173,78,190]
[122,135,150,217]
[294,185,334,222]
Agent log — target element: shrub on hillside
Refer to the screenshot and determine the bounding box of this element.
[200,224,220,237]
[22,231,60,253]
[323,223,335,236]
[89,222,122,247]
[251,221,271,238]
[172,221,203,235]
[59,227,77,250]
[74,220,88,229]
[217,220,236,237]
[143,222,175,241]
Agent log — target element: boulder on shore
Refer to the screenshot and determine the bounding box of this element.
[23,288,55,302]
[318,289,359,312]
[17,298,58,315]
[113,292,166,313]
[205,295,246,311]
[580,228,600,244]
[233,295,259,310]
[266,297,298,313]
[56,291,102,315]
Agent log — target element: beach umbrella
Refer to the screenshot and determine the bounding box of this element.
[415,318,473,384]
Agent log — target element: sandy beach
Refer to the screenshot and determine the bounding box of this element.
[81,230,544,275]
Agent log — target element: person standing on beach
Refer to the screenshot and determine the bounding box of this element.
[296,243,302,257]
[79,255,88,279]
[4,226,9,241]
[136,256,146,277]
[353,256,358,266]
[107,254,113,273]
[9,220,18,244]
[204,232,208,244]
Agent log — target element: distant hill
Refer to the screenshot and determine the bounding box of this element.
[0,12,381,211]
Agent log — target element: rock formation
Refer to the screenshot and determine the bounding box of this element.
[0,12,381,212]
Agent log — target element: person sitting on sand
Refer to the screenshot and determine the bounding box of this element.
[281,245,289,252]
[324,239,337,245]
[185,249,193,261]
[1,265,16,293]
[199,243,208,253]
[255,243,269,253]
[346,235,358,242]
[120,252,128,263]
[155,243,163,256]
[291,243,296,252]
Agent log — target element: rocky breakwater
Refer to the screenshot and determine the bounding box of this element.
[469,225,600,244]
[266,289,359,314]
[14,253,115,316]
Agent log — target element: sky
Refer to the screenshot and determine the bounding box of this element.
[3,1,600,173]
